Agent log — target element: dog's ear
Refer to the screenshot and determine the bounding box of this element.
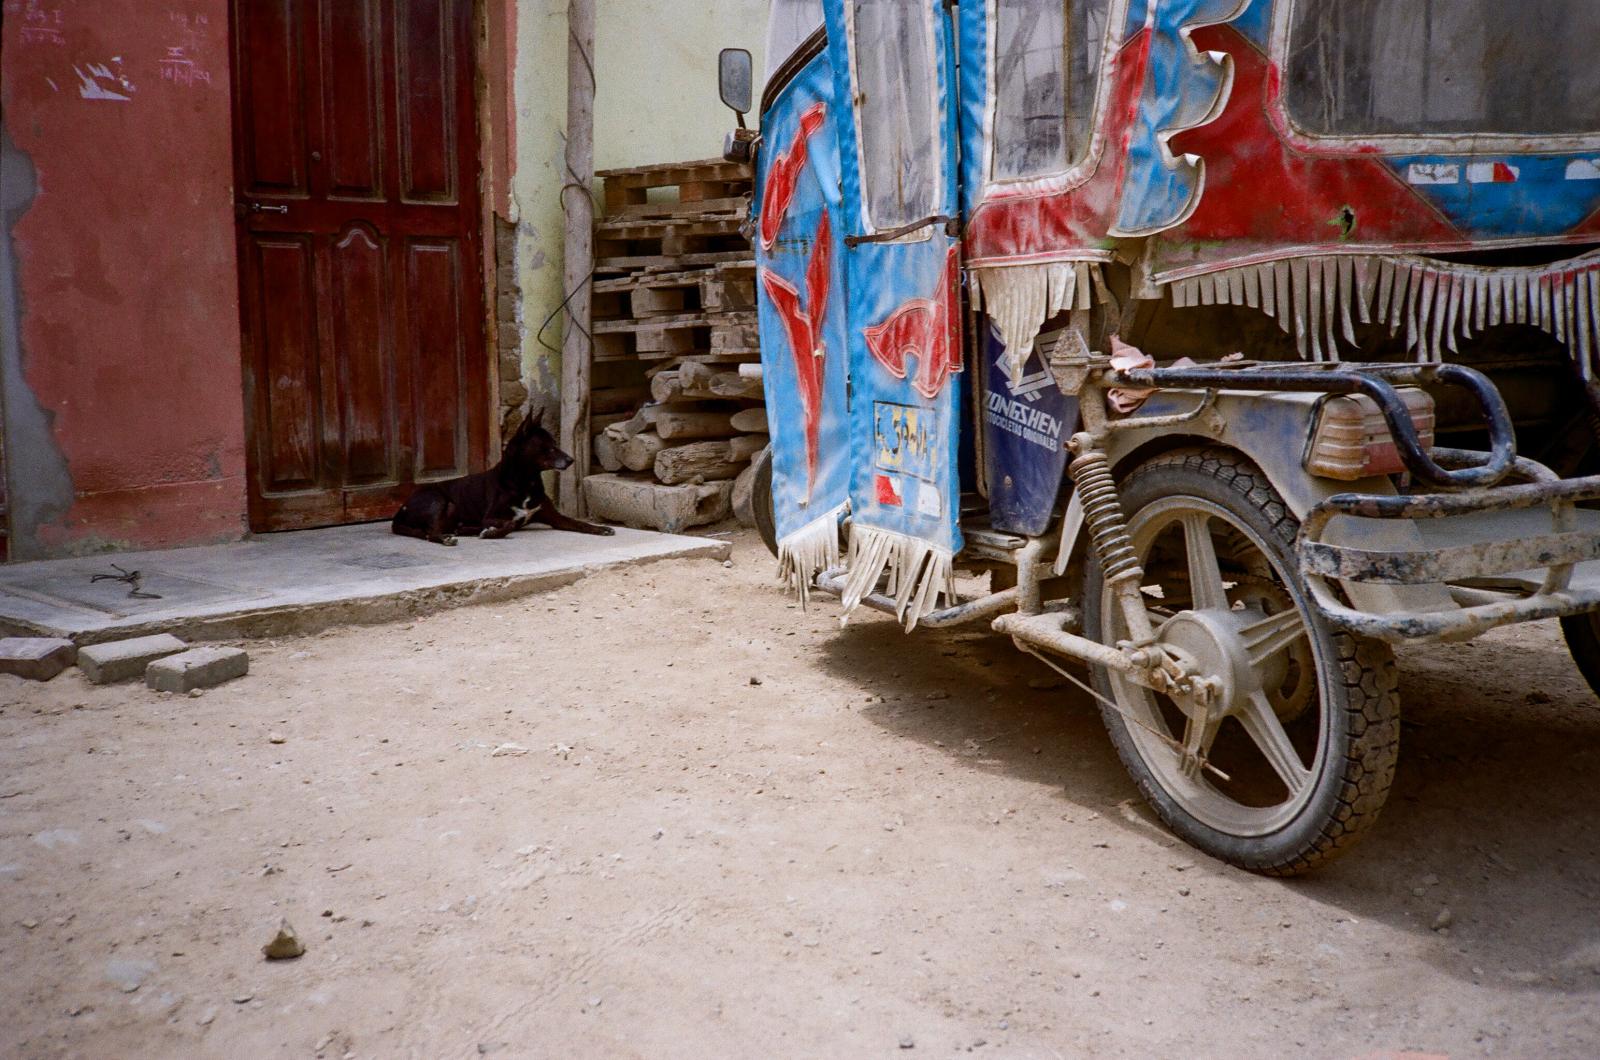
[529,406,545,431]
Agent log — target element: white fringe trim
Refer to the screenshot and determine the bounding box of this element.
[839,524,957,632]
[1164,249,1600,375]
[969,261,1105,387]
[776,502,846,608]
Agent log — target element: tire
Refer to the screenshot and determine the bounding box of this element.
[1559,613,1600,698]
[1082,448,1401,875]
[752,445,779,559]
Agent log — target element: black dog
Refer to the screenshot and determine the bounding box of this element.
[391,408,614,545]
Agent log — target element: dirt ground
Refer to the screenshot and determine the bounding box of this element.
[2,528,1598,1059]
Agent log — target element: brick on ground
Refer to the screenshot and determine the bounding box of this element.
[145,646,249,693]
[77,634,189,685]
[0,637,78,681]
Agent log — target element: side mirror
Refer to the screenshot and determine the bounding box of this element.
[718,48,753,122]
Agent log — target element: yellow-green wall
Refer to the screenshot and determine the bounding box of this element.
[508,0,769,414]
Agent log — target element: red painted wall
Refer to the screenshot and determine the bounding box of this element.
[1,0,247,559]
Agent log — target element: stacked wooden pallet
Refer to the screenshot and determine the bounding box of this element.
[582,158,769,534]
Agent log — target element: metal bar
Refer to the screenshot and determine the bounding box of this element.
[1110,361,1516,489]
[813,571,1020,630]
[992,611,1137,674]
[1300,530,1600,585]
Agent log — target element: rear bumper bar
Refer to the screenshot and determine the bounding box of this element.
[1297,453,1600,642]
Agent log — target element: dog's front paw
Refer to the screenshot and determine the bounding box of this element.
[441,534,458,547]
[592,524,616,536]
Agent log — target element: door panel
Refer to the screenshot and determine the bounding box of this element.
[823,0,967,564]
[252,236,321,492]
[405,239,467,478]
[322,0,384,201]
[330,226,393,485]
[235,1,307,196]
[233,0,485,531]
[396,3,455,203]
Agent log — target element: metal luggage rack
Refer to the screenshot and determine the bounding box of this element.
[1113,360,1600,642]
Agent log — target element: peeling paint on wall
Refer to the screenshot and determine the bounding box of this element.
[0,124,75,559]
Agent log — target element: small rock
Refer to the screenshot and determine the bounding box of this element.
[587,996,602,1008]
[899,1036,915,1049]
[232,993,254,1004]
[652,829,664,840]
[104,958,156,993]
[268,732,286,744]
[722,560,734,569]
[749,676,762,686]
[491,742,531,757]
[188,689,205,699]
[1421,873,1440,887]
[1177,887,1190,897]
[20,918,39,929]
[262,919,306,960]
[1432,907,1454,932]
[1411,886,1427,897]
[197,1007,217,1026]
[1525,689,1552,704]
[926,690,950,701]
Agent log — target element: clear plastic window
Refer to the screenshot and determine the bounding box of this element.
[1285,0,1600,138]
[851,0,940,230]
[766,0,825,80]
[991,0,1112,181]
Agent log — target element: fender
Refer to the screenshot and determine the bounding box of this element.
[1052,389,1455,616]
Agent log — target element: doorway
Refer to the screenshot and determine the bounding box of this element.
[230,0,489,531]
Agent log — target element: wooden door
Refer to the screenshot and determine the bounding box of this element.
[231,0,487,531]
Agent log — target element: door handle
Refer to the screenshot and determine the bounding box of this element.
[249,202,289,214]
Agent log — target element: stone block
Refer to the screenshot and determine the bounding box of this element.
[0,637,78,681]
[583,473,731,534]
[145,646,249,693]
[78,634,188,685]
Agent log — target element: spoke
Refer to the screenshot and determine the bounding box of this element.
[1240,606,1307,669]
[1181,512,1229,612]
[1237,691,1313,798]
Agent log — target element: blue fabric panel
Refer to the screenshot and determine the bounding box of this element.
[752,53,852,542]
[823,0,965,559]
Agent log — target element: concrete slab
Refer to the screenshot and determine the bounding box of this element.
[146,646,249,692]
[0,523,729,643]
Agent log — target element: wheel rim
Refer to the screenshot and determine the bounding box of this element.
[1102,496,1328,837]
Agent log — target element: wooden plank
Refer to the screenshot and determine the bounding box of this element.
[559,0,596,515]
[629,286,688,317]
[596,157,750,184]
[611,195,748,220]
[655,440,746,485]
[583,473,733,534]
[595,250,754,272]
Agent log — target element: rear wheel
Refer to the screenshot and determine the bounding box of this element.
[1082,449,1400,875]
[1559,613,1600,699]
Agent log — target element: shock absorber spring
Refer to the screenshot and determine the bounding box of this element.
[1069,444,1143,589]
